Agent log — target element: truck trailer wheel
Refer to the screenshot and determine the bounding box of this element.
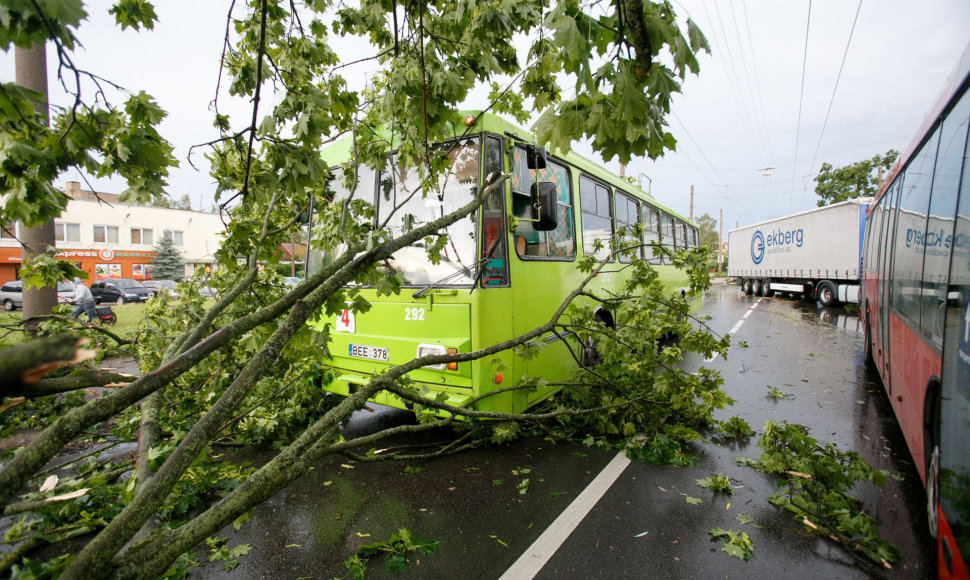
[761,279,773,297]
[751,279,762,296]
[741,278,752,295]
[817,281,837,307]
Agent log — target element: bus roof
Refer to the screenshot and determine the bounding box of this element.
[321,111,697,227]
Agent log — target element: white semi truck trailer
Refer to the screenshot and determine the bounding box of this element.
[727,198,871,306]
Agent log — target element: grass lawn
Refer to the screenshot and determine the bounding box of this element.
[0,302,149,347]
[98,302,148,337]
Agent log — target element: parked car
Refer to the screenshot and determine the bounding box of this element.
[1,280,75,311]
[198,285,218,298]
[90,278,154,304]
[142,279,180,298]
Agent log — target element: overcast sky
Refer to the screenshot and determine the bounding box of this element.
[2,0,969,239]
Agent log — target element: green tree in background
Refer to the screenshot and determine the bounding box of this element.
[143,193,193,210]
[151,235,184,280]
[696,213,719,249]
[813,150,899,206]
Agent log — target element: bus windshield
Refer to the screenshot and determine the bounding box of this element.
[377,137,480,286]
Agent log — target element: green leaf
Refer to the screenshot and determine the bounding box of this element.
[109,0,159,31]
[721,542,747,560]
[734,512,753,525]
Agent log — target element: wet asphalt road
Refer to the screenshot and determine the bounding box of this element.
[193,283,934,579]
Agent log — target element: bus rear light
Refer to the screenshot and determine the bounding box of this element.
[446,348,458,371]
[416,344,458,371]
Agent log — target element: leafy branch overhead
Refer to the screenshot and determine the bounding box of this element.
[0,0,719,578]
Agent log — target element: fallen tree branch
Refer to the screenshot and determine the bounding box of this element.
[0,336,95,397]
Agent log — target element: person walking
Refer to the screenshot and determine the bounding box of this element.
[70,277,97,323]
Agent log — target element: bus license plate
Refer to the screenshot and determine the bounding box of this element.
[348,344,389,362]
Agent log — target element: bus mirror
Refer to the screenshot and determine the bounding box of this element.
[526,145,547,170]
[531,182,558,231]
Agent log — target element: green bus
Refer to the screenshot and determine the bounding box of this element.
[307,112,700,414]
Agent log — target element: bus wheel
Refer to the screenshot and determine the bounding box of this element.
[927,445,940,538]
[580,338,602,367]
[925,388,941,538]
[817,281,837,307]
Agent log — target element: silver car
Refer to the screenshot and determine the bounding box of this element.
[1,280,76,311]
[143,279,180,298]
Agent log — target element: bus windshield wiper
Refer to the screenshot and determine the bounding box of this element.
[469,236,502,295]
[412,266,473,298]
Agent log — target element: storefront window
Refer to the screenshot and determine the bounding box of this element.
[96,263,122,279]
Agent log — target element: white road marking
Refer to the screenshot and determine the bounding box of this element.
[498,451,631,580]
[502,292,761,578]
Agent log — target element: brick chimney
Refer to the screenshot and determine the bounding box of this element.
[64,181,81,198]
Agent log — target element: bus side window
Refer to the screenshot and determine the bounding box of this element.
[615,192,639,263]
[642,206,661,264]
[920,89,970,344]
[676,221,687,250]
[892,125,941,329]
[660,213,674,264]
[511,147,575,260]
[580,175,613,261]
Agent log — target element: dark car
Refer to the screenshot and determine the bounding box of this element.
[90,278,154,304]
[1,280,75,311]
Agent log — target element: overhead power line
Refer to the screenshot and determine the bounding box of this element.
[804,0,864,208]
[790,0,813,211]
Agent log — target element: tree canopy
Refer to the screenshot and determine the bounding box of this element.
[695,213,719,249]
[813,149,898,207]
[0,1,722,577]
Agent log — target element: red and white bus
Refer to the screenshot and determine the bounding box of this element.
[861,44,970,579]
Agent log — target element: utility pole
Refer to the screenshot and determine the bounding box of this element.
[16,44,57,335]
[718,208,724,274]
[689,185,694,220]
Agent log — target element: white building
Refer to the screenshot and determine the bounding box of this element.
[1,182,225,284]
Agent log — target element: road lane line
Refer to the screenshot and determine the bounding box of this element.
[498,451,631,580]
[708,297,760,361]
[504,292,763,576]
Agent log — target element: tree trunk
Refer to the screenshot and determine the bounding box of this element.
[15,44,57,336]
